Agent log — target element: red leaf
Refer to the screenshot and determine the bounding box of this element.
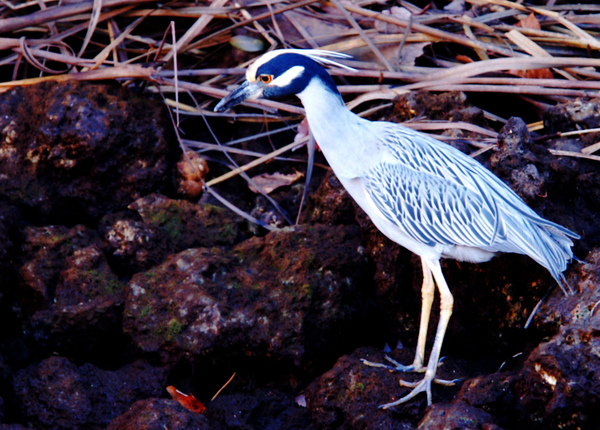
[166,386,206,414]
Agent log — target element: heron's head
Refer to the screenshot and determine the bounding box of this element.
[214,50,351,112]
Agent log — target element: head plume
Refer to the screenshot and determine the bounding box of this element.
[246,49,355,82]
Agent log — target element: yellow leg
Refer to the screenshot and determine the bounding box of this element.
[380,257,455,408]
[412,256,435,371]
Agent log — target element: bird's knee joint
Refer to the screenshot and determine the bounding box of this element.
[439,293,454,311]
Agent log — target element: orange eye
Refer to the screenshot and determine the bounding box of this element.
[259,74,272,83]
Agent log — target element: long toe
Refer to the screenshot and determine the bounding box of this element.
[380,376,433,408]
[384,355,424,372]
[360,355,423,373]
[380,375,458,409]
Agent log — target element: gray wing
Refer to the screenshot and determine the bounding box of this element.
[376,123,576,238]
[365,123,578,288]
[364,161,506,249]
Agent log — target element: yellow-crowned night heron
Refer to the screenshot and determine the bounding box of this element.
[214,49,578,407]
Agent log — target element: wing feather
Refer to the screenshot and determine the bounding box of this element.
[377,124,577,239]
[364,162,506,249]
[360,123,578,285]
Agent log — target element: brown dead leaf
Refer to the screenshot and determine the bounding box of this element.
[374,7,411,34]
[177,151,209,199]
[166,386,206,414]
[281,10,351,47]
[517,13,541,30]
[507,24,553,78]
[456,54,474,63]
[400,42,430,66]
[295,117,311,143]
[249,171,304,194]
[518,68,554,79]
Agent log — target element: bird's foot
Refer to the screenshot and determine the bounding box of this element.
[380,373,457,408]
[381,374,434,408]
[362,356,458,407]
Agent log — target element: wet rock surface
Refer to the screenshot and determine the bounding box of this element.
[0,82,598,430]
[418,401,505,430]
[0,81,176,224]
[207,388,315,430]
[106,398,212,430]
[123,224,372,367]
[13,357,167,430]
[17,224,125,363]
[490,116,547,203]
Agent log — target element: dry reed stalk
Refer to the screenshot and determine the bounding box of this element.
[0,0,597,223]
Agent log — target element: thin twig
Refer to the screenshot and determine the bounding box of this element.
[211,373,236,401]
[204,138,306,188]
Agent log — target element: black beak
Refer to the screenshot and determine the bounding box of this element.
[214,80,264,112]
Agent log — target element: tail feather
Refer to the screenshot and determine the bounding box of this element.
[505,214,578,295]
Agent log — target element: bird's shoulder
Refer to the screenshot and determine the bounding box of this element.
[371,121,471,176]
[370,121,514,202]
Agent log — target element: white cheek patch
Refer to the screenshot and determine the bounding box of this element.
[270,65,305,88]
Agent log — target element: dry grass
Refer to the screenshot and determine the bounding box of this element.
[1,0,599,222]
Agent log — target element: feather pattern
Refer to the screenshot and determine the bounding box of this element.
[362,122,578,291]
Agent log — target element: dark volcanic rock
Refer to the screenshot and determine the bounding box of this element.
[533,248,600,331]
[543,98,600,133]
[129,194,241,251]
[18,224,102,310]
[307,171,356,226]
[207,388,315,430]
[456,250,600,429]
[515,319,600,429]
[458,372,520,422]
[100,213,170,273]
[0,81,176,223]
[100,194,242,275]
[13,357,167,430]
[107,398,212,430]
[458,318,600,430]
[489,116,548,203]
[123,224,372,366]
[417,401,504,430]
[306,347,435,430]
[18,225,124,360]
[488,115,598,252]
[0,203,21,348]
[0,203,19,282]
